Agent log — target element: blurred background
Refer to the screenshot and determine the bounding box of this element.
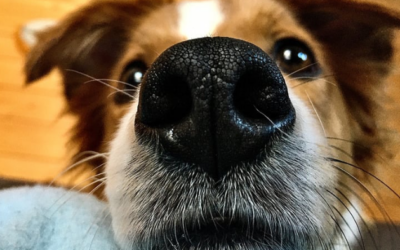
[0,0,399,232]
[0,0,89,184]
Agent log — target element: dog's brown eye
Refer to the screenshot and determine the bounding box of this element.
[115,60,148,104]
[273,38,320,77]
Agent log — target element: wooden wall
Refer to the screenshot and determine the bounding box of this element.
[0,0,90,182]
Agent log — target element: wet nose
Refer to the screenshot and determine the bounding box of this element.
[135,37,295,181]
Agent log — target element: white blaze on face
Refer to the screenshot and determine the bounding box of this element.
[178,0,224,40]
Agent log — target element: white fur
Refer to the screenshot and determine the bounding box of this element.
[20,19,56,48]
[178,0,224,39]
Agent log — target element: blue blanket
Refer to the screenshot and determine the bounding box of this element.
[0,186,119,250]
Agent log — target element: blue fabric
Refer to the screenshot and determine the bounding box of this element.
[0,186,119,250]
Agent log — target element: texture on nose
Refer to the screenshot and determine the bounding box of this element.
[135,37,295,180]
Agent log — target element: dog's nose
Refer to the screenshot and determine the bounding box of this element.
[136,37,295,181]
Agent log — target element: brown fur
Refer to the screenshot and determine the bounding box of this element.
[25,0,400,195]
[282,1,400,184]
[22,0,400,248]
[25,0,176,174]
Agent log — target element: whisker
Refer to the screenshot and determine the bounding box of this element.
[331,206,357,250]
[326,189,365,250]
[48,177,107,220]
[48,152,108,187]
[254,103,399,245]
[254,106,329,149]
[328,145,387,204]
[32,173,112,248]
[76,175,107,193]
[326,137,376,153]
[292,77,338,89]
[316,190,351,249]
[339,181,396,250]
[328,138,387,164]
[65,69,134,98]
[328,145,354,162]
[86,178,107,197]
[84,78,138,89]
[306,90,327,137]
[107,89,138,99]
[335,187,379,250]
[326,137,358,145]
[285,62,320,77]
[291,74,335,81]
[48,171,107,212]
[332,164,400,238]
[329,158,400,201]
[72,151,110,161]
[315,228,334,250]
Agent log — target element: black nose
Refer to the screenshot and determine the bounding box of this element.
[135,37,295,181]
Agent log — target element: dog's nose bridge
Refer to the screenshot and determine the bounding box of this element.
[136,37,295,181]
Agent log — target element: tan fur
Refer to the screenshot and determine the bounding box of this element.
[24,0,400,248]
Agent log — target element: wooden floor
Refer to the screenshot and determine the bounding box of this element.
[0,0,89,183]
[0,0,399,225]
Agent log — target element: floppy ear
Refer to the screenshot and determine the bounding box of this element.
[284,0,400,165]
[25,0,174,109]
[25,1,140,103]
[24,0,172,170]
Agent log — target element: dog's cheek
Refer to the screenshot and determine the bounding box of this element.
[288,92,340,233]
[288,89,337,188]
[288,77,353,160]
[290,91,334,176]
[105,99,142,246]
[105,101,138,199]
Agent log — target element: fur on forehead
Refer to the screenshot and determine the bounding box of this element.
[216,0,321,55]
[118,0,322,73]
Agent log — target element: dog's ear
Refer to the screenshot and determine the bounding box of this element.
[24,1,141,102]
[24,1,141,166]
[25,0,173,106]
[285,0,400,165]
[24,0,172,169]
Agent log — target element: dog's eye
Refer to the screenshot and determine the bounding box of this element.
[272,38,320,77]
[114,60,148,104]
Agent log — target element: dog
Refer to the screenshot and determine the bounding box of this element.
[24,0,400,249]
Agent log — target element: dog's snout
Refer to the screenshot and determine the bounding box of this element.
[136,37,295,180]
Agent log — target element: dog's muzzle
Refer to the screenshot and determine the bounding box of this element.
[135,37,295,180]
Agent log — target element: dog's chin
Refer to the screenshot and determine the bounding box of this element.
[147,218,312,250]
[107,157,331,250]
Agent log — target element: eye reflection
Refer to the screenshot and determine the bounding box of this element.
[114,60,148,105]
[273,38,320,77]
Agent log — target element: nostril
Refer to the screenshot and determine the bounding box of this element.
[233,68,292,123]
[138,75,192,127]
[233,71,267,121]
